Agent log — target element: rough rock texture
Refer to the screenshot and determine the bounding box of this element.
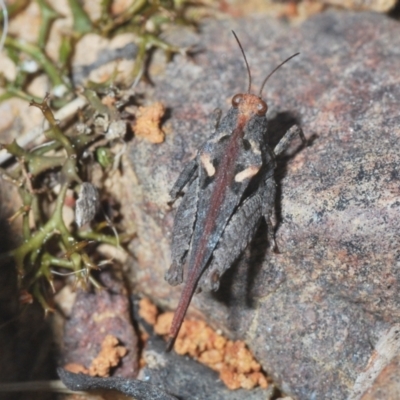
[360,354,400,400]
[125,11,400,399]
[351,324,400,400]
[58,331,274,400]
[140,334,274,400]
[63,271,139,378]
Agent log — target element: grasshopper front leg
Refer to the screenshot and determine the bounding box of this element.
[169,158,198,201]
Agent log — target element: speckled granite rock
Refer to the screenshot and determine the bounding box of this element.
[351,324,400,400]
[124,11,400,399]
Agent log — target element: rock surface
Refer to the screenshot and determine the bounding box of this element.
[140,334,274,400]
[63,271,139,377]
[351,324,400,400]
[125,11,400,399]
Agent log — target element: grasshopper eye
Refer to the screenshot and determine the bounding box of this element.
[257,99,268,116]
[232,94,243,108]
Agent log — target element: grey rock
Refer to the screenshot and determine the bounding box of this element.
[125,11,400,399]
[350,324,400,400]
[140,335,274,400]
[58,368,178,400]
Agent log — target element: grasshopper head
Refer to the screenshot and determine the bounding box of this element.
[231,93,268,118]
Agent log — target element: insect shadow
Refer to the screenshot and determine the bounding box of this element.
[210,110,309,310]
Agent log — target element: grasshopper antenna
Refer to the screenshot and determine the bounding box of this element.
[259,52,300,97]
[232,31,252,94]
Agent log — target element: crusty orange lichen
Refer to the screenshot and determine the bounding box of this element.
[89,334,127,377]
[224,340,261,374]
[139,297,159,326]
[132,102,165,143]
[149,302,268,390]
[153,311,172,335]
[64,363,89,374]
[64,334,127,378]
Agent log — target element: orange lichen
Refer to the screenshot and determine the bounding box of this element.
[151,305,268,390]
[132,102,165,143]
[139,297,158,326]
[64,335,127,378]
[88,335,127,377]
[64,363,89,374]
[153,311,172,335]
[224,341,261,374]
[199,348,224,365]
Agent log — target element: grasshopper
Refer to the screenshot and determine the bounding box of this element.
[165,32,305,351]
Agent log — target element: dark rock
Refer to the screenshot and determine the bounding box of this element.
[140,334,274,400]
[125,11,400,399]
[58,368,178,400]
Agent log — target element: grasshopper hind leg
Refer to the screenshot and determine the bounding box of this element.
[199,192,264,292]
[273,124,305,156]
[199,174,278,292]
[262,176,277,251]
